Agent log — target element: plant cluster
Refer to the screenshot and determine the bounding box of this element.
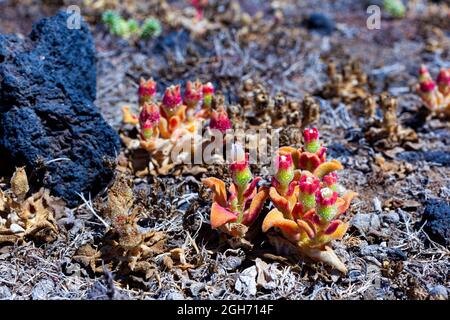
[121,78,232,175]
[237,79,320,129]
[320,59,369,104]
[364,93,417,149]
[74,175,167,279]
[102,10,162,40]
[0,168,63,244]
[417,65,450,116]
[203,128,357,272]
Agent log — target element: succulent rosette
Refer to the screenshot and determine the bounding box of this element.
[262,128,357,273]
[202,144,269,238]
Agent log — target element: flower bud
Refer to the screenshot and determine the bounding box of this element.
[303,127,320,153]
[322,172,338,190]
[298,175,320,212]
[316,187,338,221]
[230,144,252,190]
[274,154,294,189]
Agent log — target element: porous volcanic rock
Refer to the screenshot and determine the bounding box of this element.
[0,12,120,206]
[421,199,450,246]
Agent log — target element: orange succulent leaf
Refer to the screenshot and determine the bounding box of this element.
[122,106,139,125]
[269,187,291,216]
[318,221,349,244]
[229,183,237,197]
[158,117,170,139]
[337,191,358,214]
[202,177,227,207]
[292,202,304,220]
[262,209,300,241]
[210,202,238,229]
[298,152,322,172]
[243,177,261,198]
[312,159,344,179]
[168,115,182,133]
[242,186,269,225]
[296,219,315,239]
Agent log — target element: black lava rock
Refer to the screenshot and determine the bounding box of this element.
[302,13,336,35]
[420,199,450,246]
[0,12,120,206]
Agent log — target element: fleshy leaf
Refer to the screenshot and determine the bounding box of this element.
[242,186,269,225]
[262,209,300,241]
[210,202,238,229]
[313,160,344,179]
[243,177,262,198]
[122,106,139,125]
[269,187,291,216]
[296,219,315,239]
[202,177,228,207]
[298,152,322,172]
[337,191,358,215]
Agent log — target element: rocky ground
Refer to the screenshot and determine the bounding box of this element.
[0,0,448,300]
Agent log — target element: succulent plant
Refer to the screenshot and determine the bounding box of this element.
[384,0,406,18]
[417,65,450,114]
[140,18,162,39]
[202,144,269,238]
[102,11,162,40]
[262,128,357,273]
[121,78,232,175]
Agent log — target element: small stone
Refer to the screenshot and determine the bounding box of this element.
[360,244,381,257]
[31,279,55,300]
[0,286,12,299]
[166,291,185,300]
[9,223,25,233]
[351,213,381,234]
[386,247,407,261]
[235,266,257,296]
[429,285,448,300]
[384,211,400,224]
[189,282,205,297]
[303,13,336,35]
[373,197,382,213]
[224,255,243,271]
